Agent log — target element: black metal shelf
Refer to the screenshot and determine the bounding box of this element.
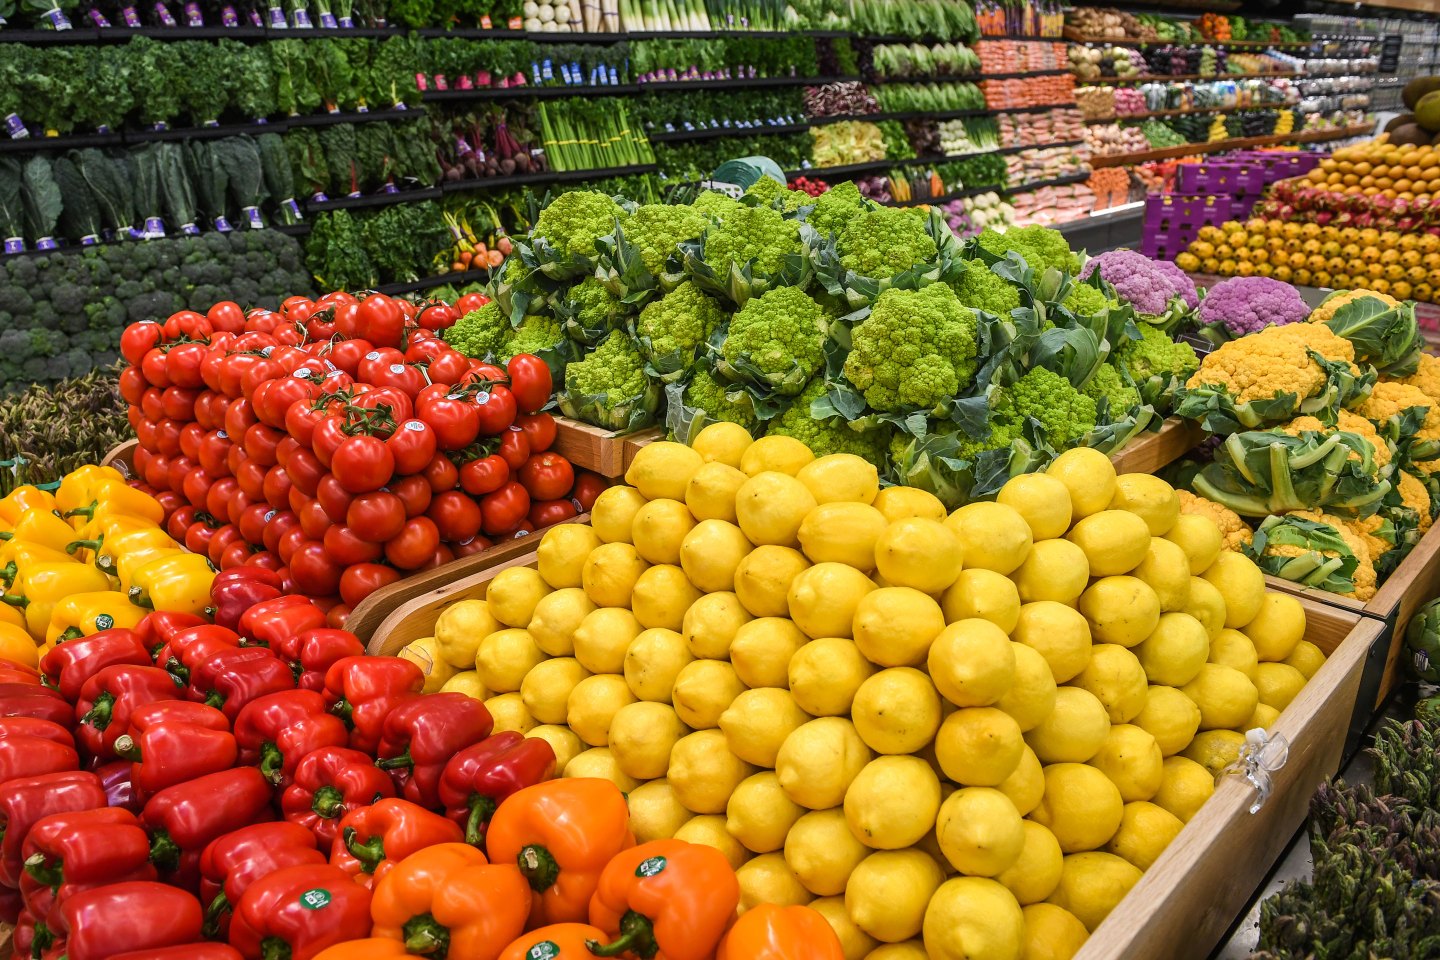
[439,163,658,193]
[647,120,814,142]
[422,83,642,100]
[870,68,1070,84]
[0,131,125,154]
[639,74,859,89]
[376,268,491,295]
[305,186,443,212]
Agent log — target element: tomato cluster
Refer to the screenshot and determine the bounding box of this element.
[118,292,603,624]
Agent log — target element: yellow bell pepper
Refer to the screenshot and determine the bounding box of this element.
[61,481,164,530]
[68,524,179,579]
[0,508,83,554]
[4,561,113,641]
[53,465,127,519]
[0,542,76,589]
[0,486,58,527]
[0,602,25,633]
[127,553,215,618]
[115,546,187,594]
[45,591,149,645]
[0,623,38,669]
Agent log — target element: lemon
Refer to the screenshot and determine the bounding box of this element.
[1243,592,1306,661]
[631,565,701,632]
[1284,640,1326,679]
[434,599,501,668]
[527,724,583,772]
[1047,851,1141,932]
[997,643,1058,732]
[1166,514,1222,575]
[738,853,814,910]
[682,592,751,660]
[734,546,812,617]
[609,701,689,779]
[727,771,806,853]
[798,454,880,505]
[1202,552,1265,629]
[865,943,928,960]
[1183,663,1260,731]
[1025,687,1110,764]
[627,441,704,500]
[786,807,873,896]
[1014,602,1093,684]
[669,729,757,814]
[475,628,545,693]
[1020,903,1089,960]
[741,435,815,477]
[527,588,596,657]
[845,755,942,850]
[537,524,605,588]
[1029,762,1124,854]
[1106,800,1183,871]
[1079,576,1161,647]
[1134,612,1210,687]
[486,567,552,627]
[852,668,943,755]
[1013,539,1090,605]
[936,787,1026,876]
[1248,702,1281,729]
[1110,473,1180,536]
[592,485,648,544]
[693,421,753,468]
[790,638,875,717]
[997,820,1064,905]
[1067,510,1151,577]
[923,877,1025,960]
[798,502,888,570]
[1089,724,1164,802]
[998,746,1045,817]
[737,472,819,548]
[874,518,964,594]
[846,849,945,942]
[928,618,1016,707]
[946,502,1034,575]
[1210,628,1260,681]
[671,660,747,729]
[679,519,752,593]
[721,687,813,766]
[1181,729,1246,777]
[1183,575,1228,640]
[776,717,873,809]
[1152,756,1214,823]
[520,656,590,724]
[566,674,636,747]
[789,562,877,639]
[439,671,490,701]
[1132,686,1202,757]
[630,498,696,566]
[1132,537,1191,613]
[730,617,809,689]
[941,570,1022,633]
[582,542,649,608]
[572,607,642,675]
[853,587,947,668]
[872,486,947,523]
[675,815,750,869]
[1255,662,1307,711]
[686,461,749,523]
[935,707,1024,786]
[485,693,536,734]
[809,896,879,960]
[998,473,1073,541]
[564,747,639,792]
[624,627,692,702]
[627,779,694,842]
[1073,644,1149,724]
[1046,448,1117,520]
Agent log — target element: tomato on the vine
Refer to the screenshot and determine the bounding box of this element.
[480,482,530,536]
[389,475,433,519]
[426,491,482,543]
[323,525,384,567]
[356,296,405,349]
[416,302,459,332]
[281,296,317,325]
[386,419,438,476]
[421,454,458,494]
[340,563,402,608]
[327,339,373,376]
[514,413,557,453]
[506,354,553,415]
[331,435,395,494]
[346,492,407,543]
[417,393,480,452]
[207,301,247,334]
[165,343,209,389]
[291,541,343,597]
[316,474,356,524]
[121,321,164,367]
[385,517,440,571]
[261,511,300,555]
[529,498,579,529]
[459,455,508,497]
[474,386,518,437]
[496,426,530,471]
[455,292,489,315]
[519,452,574,502]
[570,471,606,513]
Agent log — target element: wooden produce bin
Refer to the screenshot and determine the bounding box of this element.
[101,438,138,474]
[1109,416,1205,474]
[552,417,663,478]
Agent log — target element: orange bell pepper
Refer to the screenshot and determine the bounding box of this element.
[715,904,846,960]
[485,778,634,926]
[312,939,410,960]
[499,924,614,960]
[371,843,529,960]
[586,840,740,960]
[331,798,464,889]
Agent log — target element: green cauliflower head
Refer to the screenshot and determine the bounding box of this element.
[994,366,1097,448]
[442,303,512,360]
[951,261,1021,316]
[769,376,891,462]
[502,313,565,362]
[533,191,627,260]
[977,225,1080,275]
[562,277,630,344]
[843,283,979,413]
[838,207,938,279]
[635,281,728,374]
[807,181,867,238]
[1082,363,1142,418]
[1113,323,1200,383]
[680,367,761,435]
[1063,282,1116,318]
[720,286,828,396]
[565,330,652,406]
[692,190,745,220]
[625,203,712,275]
[744,176,813,213]
[704,205,802,276]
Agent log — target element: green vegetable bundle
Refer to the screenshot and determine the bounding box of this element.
[1189,429,1392,518]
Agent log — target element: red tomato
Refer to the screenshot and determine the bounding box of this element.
[240,358,285,400]
[140,388,164,423]
[165,343,209,390]
[207,301,247,334]
[141,348,171,389]
[480,482,530,536]
[262,465,294,510]
[346,492,407,543]
[426,491,483,543]
[404,338,449,364]
[121,321,164,367]
[281,296,317,324]
[422,454,459,493]
[284,399,327,448]
[385,420,438,476]
[327,339,373,376]
[161,386,200,422]
[285,447,326,498]
[385,517,441,571]
[291,541,343,597]
[389,475,434,519]
[185,520,219,556]
[167,456,197,495]
[416,302,459,332]
[371,362,428,399]
[418,543,456,571]
[453,535,495,558]
[197,430,232,478]
[119,366,149,407]
[339,563,403,608]
[519,452,575,502]
[455,292,490,315]
[506,354,553,415]
[425,350,470,386]
[311,417,348,470]
[220,540,257,570]
[459,455,509,497]
[168,505,199,543]
[356,295,405,348]
[239,503,276,545]
[317,291,358,309]
[323,525,384,567]
[278,526,309,567]
[243,423,285,468]
[235,460,267,503]
[515,413,557,453]
[179,422,205,462]
[298,499,334,540]
[163,310,211,341]
[205,477,242,526]
[153,419,183,458]
[224,398,258,440]
[316,475,356,522]
[252,375,316,428]
[417,393,480,452]
[529,498,579,529]
[496,427,531,471]
[352,386,413,430]
[570,471,607,513]
[262,511,300,555]
[473,386,518,437]
[331,436,395,494]
[276,435,301,470]
[207,525,245,567]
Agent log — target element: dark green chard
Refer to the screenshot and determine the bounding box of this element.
[307,39,354,114]
[258,133,301,225]
[371,36,423,109]
[285,127,330,201]
[20,156,61,250]
[305,209,376,290]
[389,119,441,188]
[354,123,396,193]
[216,136,266,229]
[271,39,321,118]
[186,140,234,232]
[0,158,23,253]
[52,157,102,245]
[70,149,135,239]
[22,0,77,29]
[318,123,359,197]
[336,38,375,110]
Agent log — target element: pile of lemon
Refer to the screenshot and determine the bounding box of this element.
[405,424,1326,960]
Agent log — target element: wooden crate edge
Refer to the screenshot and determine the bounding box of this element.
[101,438,139,474]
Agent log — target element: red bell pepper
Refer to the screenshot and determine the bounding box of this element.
[95,758,141,811]
[114,712,238,799]
[112,946,245,960]
[0,717,73,748]
[375,693,494,808]
[0,771,106,888]
[322,656,424,753]
[0,668,38,687]
[199,823,325,939]
[330,798,463,888]
[0,688,75,729]
[210,566,285,632]
[438,733,557,846]
[239,595,327,650]
[287,628,365,692]
[142,767,275,879]
[233,689,348,788]
[51,881,204,960]
[228,863,374,960]
[187,647,296,720]
[22,807,155,893]
[39,628,152,701]
[13,909,37,957]
[133,610,209,659]
[157,624,244,683]
[75,664,181,758]
[0,885,18,924]
[0,736,78,786]
[21,861,159,928]
[280,746,396,846]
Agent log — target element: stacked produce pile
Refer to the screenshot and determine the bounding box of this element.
[0,370,131,494]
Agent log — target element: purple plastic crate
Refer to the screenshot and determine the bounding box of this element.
[1176,161,1267,194]
[1141,193,1233,260]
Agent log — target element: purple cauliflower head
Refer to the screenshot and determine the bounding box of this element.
[1196,276,1311,337]
[1079,249,1198,316]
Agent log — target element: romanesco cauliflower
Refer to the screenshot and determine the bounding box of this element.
[703,205,802,275]
[561,330,658,430]
[635,281,727,375]
[679,368,761,434]
[501,314,565,362]
[768,377,891,461]
[442,303,511,360]
[994,366,1097,448]
[837,208,938,279]
[1063,282,1115,318]
[1083,363,1141,417]
[692,190,745,220]
[623,204,712,275]
[719,286,828,396]
[744,177,812,213]
[807,181,867,238]
[951,261,1021,316]
[562,277,629,343]
[1113,324,1199,386]
[533,191,627,260]
[976,225,1080,274]
[1176,489,1253,552]
[843,283,979,412]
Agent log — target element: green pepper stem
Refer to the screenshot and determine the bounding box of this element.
[150,829,181,873]
[112,735,141,761]
[31,919,53,960]
[374,749,413,771]
[463,794,497,847]
[517,844,560,893]
[63,502,98,521]
[203,892,230,939]
[23,854,62,891]
[0,594,28,609]
[260,936,294,960]
[344,826,386,873]
[330,698,355,728]
[66,538,100,556]
[259,741,286,786]
[312,785,345,819]
[587,911,659,959]
[204,690,226,710]
[56,626,83,643]
[402,913,452,958]
[80,691,115,731]
[127,586,154,610]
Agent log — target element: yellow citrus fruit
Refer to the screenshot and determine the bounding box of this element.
[1020,903,1089,960]
[808,896,877,959]
[1025,687,1111,764]
[624,627,693,702]
[692,421,753,468]
[736,472,819,547]
[1209,628,1259,681]
[1072,644,1149,724]
[928,618,1016,709]
[679,519,752,594]
[627,441,704,501]
[935,786,1026,876]
[1012,539,1090,604]
[996,642,1058,732]
[1047,851,1142,932]
[922,878,1025,960]
[1079,576,1161,648]
[485,693,536,735]
[566,674,637,746]
[851,667,943,755]
[1046,447,1117,519]
[734,546,811,618]
[997,473,1072,540]
[1243,592,1306,661]
[609,701,688,780]
[789,637,875,717]
[434,600,501,669]
[1131,537,1192,612]
[934,706,1025,786]
[785,807,871,896]
[1181,729,1247,777]
[999,745,1046,817]
[626,779,694,843]
[581,542,649,608]
[740,435,815,477]
[1248,702,1281,730]
[720,687,813,767]
[519,656,590,725]
[1182,663,1260,731]
[564,746,639,792]
[1284,640,1327,679]
[1106,800,1184,871]
[787,562,877,640]
[1132,685,1202,757]
[674,815,748,869]
[1067,510,1152,577]
[872,486,947,523]
[1088,723,1164,802]
[945,501,1033,575]
[1202,552,1266,629]
[631,564,701,631]
[475,629,545,693]
[1013,601,1093,684]
[796,453,880,505]
[776,717,873,809]
[1183,575,1228,640]
[941,569,1021,633]
[1110,474,1180,536]
[1152,756,1215,822]
[731,617,809,689]
[844,755,943,850]
[591,485,648,544]
[537,523,603,587]
[1255,662,1307,711]
[726,771,806,854]
[797,502,888,570]
[873,518,964,594]
[527,588,596,658]
[1134,612,1210,687]
[686,461,749,523]
[1166,514,1222,575]
[487,567,552,627]
[573,606,643,675]
[1029,762,1124,853]
[737,853,812,910]
[631,498,696,565]
[997,820,1064,905]
[670,659,747,729]
[853,587,947,668]
[669,729,756,814]
[846,849,944,942]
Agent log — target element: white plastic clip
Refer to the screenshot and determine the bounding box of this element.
[1222,727,1290,814]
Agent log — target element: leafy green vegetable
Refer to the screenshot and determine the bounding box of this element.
[186,141,232,232]
[20,156,62,247]
[52,156,101,244]
[258,134,301,226]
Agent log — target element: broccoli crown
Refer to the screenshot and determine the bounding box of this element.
[744,176,812,213]
[1114,324,1199,382]
[769,376,890,461]
[843,283,978,413]
[692,190,745,220]
[993,366,1097,447]
[626,203,711,274]
[533,191,627,260]
[951,261,1021,316]
[1083,363,1141,417]
[704,205,801,275]
[566,277,629,337]
[807,181,866,238]
[1063,282,1115,318]
[566,330,650,405]
[977,225,1079,275]
[636,281,726,361]
[503,313,565,361]
[682,367,760,434]
[838,208,938,279]
[443,303,512,360]
[722,286,828,390]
